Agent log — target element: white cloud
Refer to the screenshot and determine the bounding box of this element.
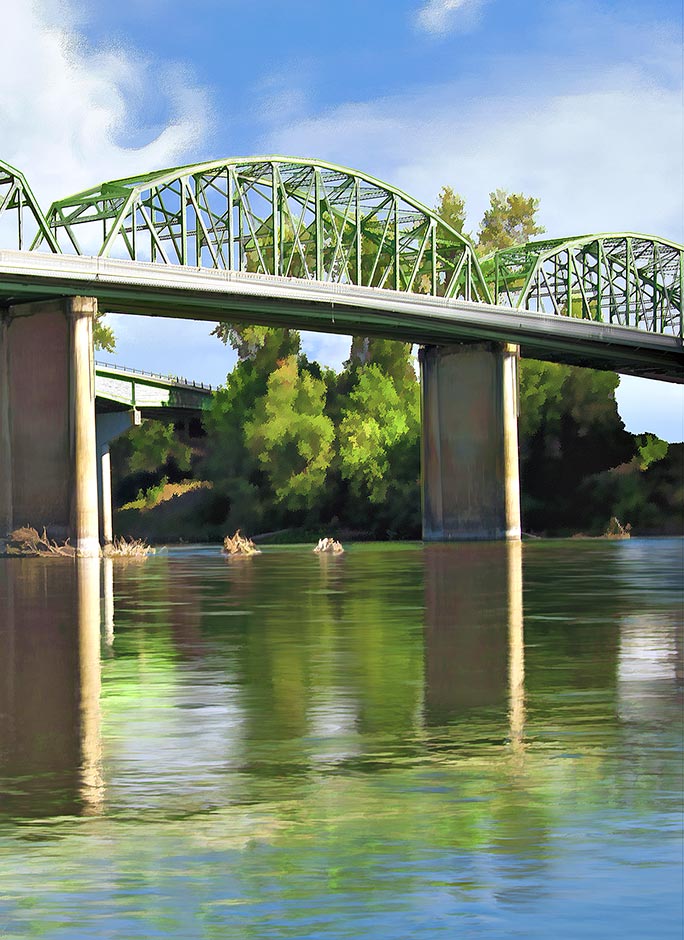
[0,0,212,207]
[262,63,682,243]
[416,0,485,35]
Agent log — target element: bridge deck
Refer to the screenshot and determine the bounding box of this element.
[1,251,681,382]
[94,361,212,418]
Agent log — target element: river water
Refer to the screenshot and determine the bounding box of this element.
[0,540,682,939]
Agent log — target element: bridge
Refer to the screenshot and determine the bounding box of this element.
[94,361,212,545]
[95,360,212,419]
[0,157,681,552]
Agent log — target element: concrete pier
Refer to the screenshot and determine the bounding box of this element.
[95,411,139,545]
[0,297,100,555]
[420,341,521,541]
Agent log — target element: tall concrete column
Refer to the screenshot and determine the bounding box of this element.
[95,410,139,544]
[100,446,113,545]
[0,314,12,537]
[420,341,521,541]
[69,298,100,556]
[1,296,100,554]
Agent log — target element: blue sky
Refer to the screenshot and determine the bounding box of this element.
[2,0,682,439]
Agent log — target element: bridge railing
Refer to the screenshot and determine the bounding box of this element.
[95,360,213,392]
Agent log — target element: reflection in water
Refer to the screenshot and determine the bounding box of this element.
[507,540,525,752]
[423,541,524,745]
[102,556,114,647]
[0,542,681,939]
[0,558,103,817]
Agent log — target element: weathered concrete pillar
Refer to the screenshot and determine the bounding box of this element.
[95,411,138,545]
[100,445,113,545]
[0,314,12,537]
[420,341,521,541]
[69,298,100,556]
[1,296,100,554]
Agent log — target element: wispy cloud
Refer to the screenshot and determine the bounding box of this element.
[262,61,682,243]
[415,0,486,35]
[0,0,213,205]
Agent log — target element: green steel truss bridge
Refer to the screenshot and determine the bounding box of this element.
[0,157,681,381]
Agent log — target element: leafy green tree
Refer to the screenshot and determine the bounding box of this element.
[519,361,634,531]
[434,185,467,235]
[93,312,116,352]
[244,356,334,513]
[127,422,191,475]
[477,190,545,255]
[635,433,669,471]
[338,363,419,505]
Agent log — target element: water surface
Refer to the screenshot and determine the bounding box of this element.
[0,540,681,938]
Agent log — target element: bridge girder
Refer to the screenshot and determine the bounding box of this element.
[33,157,491,303]
[484,234,683,338]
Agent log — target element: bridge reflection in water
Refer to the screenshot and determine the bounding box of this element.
[424,542,524,748]
[0,544,527,821]
[0,558,103,818]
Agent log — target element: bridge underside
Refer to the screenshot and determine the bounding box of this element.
[1,292,528,548]
[0,253,681,381]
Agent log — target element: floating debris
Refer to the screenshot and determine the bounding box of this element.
[313,537,345,554]
[223,530,261,555]
[103,537,155,557]
[603,517,631,539]
[3,526,75,557]
[2,527,155,558]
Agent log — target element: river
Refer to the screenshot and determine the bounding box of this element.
[0,539,682,938]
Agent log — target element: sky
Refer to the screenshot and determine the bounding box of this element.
[1,0,682,440]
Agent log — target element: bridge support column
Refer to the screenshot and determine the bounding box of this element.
[419,341,521,541]
[0,296,100,555]
[96,411,139,544]
[0,315,12,538]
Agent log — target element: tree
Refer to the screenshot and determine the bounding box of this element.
[338,363,420,505]
[126,422,191,475]
[434,186,467,235]
[94,312,116,352]
[477,190,545,255]
[244,356,334,513]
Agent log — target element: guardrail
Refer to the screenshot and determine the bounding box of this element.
[95,360,213,392]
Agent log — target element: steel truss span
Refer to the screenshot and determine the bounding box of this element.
[33,157,490,303]
[0,156,682,344]
[484,234,683,338]
[0,160,59,253]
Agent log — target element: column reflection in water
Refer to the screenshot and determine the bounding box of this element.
[423,541,524,746]
[102,556,114,647]
[0,557,103,818]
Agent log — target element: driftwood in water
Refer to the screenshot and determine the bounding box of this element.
[604,517,631,539]
[313,537,344,555]
[4,527,75,557]
[3,527,154,558]
[103,537,155,557]
[223,530,261,555]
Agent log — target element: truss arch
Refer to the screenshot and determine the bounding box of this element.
[0,160,59,253]
[485,233,683,337]
[33,156,491,302]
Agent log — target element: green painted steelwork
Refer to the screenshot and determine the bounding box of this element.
[2,156,681,344]
[484,234,683,337]
[0,161,59,253]
[33,157,491,302]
